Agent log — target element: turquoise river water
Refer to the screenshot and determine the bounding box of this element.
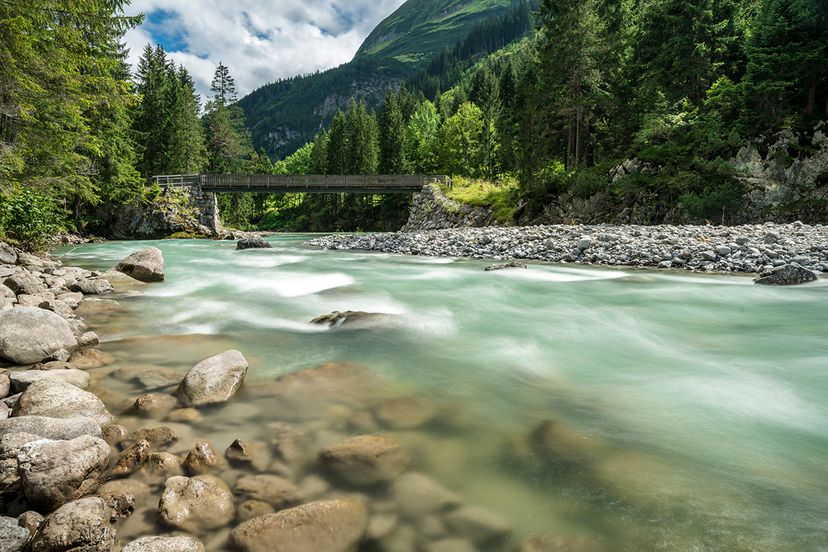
[57,235,828,551]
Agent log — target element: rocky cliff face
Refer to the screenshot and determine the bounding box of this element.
[101,187,216,240]
[402,183,492,232]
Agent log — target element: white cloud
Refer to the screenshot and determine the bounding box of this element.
[123,0,406,99]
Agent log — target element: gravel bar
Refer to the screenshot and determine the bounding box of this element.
[308,222,828,274]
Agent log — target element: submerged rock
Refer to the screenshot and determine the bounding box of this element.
[115,247,165,282]
[17,435,111,511]
[310,311,395,329]
[484,261,528,271]
[0,307,78,365]
[184,442,222,475]
[237,238,272,250]
[754,264,818,286]
[111,439,151,477]
[319,435,408,486]
[29,495,133,552]
[234,474,303,509]
[159,475,234,532]
[392,472,462,519]
[177,350,249,406]
[229,499,367,552]
[122,535,205,552]
[515,534,606,552]
[444,505,512,546]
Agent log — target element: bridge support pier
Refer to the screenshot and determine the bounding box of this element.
[187,187,220,233]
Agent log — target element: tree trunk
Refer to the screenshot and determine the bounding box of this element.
[805,77,817,116]
[575,107,582,171]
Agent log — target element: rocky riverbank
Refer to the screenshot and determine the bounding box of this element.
[308,222,828,277]
[2,239,595,551]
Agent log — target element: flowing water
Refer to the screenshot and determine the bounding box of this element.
[57,235,828,551]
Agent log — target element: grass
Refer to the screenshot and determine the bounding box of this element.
[441,176,518,223]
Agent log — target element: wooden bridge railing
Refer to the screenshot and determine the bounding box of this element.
[152,174,449,193]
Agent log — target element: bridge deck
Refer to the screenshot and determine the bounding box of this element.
[153,174,439,193]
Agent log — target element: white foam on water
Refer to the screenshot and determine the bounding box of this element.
[399,306,458,336]
[495,267,629,283]
[233,254,307,269]
[242,272,355,298]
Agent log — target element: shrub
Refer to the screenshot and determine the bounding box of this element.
[0,187,65,251]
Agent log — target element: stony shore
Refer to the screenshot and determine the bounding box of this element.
[308,222,828,276]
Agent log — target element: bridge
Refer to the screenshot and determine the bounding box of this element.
[153,174,447,194]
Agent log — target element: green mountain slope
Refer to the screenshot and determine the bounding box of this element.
[356,0,517,67]
[238,0,524,159]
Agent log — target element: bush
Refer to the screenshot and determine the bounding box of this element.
[0,187,65,251]
[443,176,519,223]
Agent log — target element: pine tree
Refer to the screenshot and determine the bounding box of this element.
[326,111,348,175]
[379,91,406,174]
[311,131,330,174]
[210,62,238,108]
[345,101,379,175]
[469,67,501,176]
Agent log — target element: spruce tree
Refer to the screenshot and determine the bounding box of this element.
[379,91,406,174]
[210,62,238,108]
[326,111,348,175]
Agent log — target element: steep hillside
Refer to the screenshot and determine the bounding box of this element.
[355,0,517,67]
[238,0,525,159]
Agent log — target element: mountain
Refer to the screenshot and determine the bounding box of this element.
[238,0,525,159]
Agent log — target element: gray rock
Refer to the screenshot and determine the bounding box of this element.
[0,284,14,300]
[229,499,368,552]
[158,475,234,532]
[0,307,78,365]
[484,261,528,271]
[0,371,9,398]
[177,350,248,406]
[3,271,45,296]
[77,331,100,348]
[115,247,165,282]
[577,238,592,251]
[122,536,205,552]
[0,416,102,440]
[9,368,90,393]
[755,264,818,286]
[237,238,272,250]
[17,435,111,511]
[392,472,462,519]
[0,432,41,490]
[715,245,732,256]
[12,379,114,425]
[234,474,303,509]
[444,505,512,545]
[0,515,29,552]
[0,242,17,265]
[319,435,408,486]
[29,495,133,552]
[310,311,395,329]
[69,277,113,295]
[17,511,44,537]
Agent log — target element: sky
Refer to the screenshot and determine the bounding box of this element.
[123,0,407,99]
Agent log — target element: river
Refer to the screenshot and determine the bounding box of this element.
[57,235,828,551]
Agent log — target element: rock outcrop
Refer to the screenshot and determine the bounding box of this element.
[402,183,492,232]
[754,264,818,286]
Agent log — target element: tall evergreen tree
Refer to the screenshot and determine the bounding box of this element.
[345,100,379,175]
[379,91,406,174]
[327,111,348,175]
[210,62,238,108]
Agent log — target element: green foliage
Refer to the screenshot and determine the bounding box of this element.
[443,176,518,222]
[404,101,441,173]
[439,102,486,176]
[0,187,65,251]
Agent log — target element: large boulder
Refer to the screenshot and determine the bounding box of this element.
[0,242,17,265]
[0,515,29,552]
[0,415,102,440]
[158,475,234,532]
[237,238,272,250]
[122,536,205,552]
[69,277,114,295]
[29,495,133,552]
[115,247,165,282]
[17,435,111,511]
[12,379,114,425]
[229,499,368,552]
[9,368,90,393]
[318,435,408,486]
[177,350,249,406]
[0,308,78,365]
[755,264,818,286]
[4,271,45,296]
[0,432,42,491]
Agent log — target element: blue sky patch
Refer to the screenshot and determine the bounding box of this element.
[145,9,188,52]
